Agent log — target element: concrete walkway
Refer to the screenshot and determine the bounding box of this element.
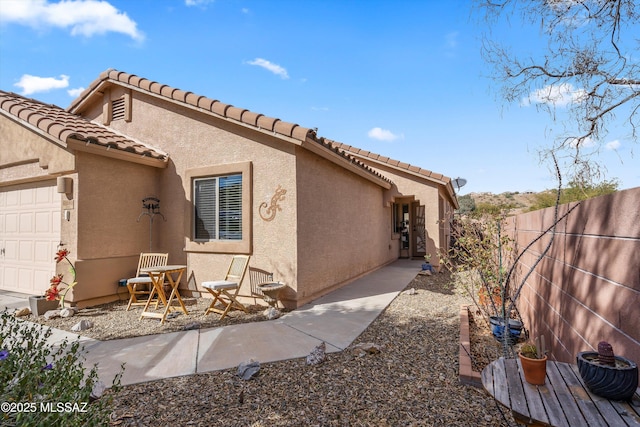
[0,259,422,386]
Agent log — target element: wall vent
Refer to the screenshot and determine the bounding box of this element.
[111,98,126,121]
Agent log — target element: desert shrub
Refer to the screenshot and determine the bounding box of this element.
[0,311,123,426]
[528,179,618,211]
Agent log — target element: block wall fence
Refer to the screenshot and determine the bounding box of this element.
[505,187,640,378]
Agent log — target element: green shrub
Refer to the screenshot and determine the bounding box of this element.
[528,179,619,211]
[0,311,123,426]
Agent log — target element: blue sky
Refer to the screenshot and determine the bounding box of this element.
[1,0,638,194]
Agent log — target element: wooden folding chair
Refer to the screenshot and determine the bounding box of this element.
[126,253,169,310]
[202,255,250,319]
[248,267,274,299]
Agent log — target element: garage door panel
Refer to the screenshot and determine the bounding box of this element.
[35,241,51,262]
[19,188,34,204]
[18,269,33,292]
[35,186,52,204]
[35,212,51,232]
[0,183,60,294]
[19,241,34,261]
[19,212,34,232]
[5,213,18,233]
[3,267,17,289]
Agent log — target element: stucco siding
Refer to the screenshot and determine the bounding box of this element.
[358,161,447,261]
[95,90,300,301]
[0,116,75,185]
[66,152,159,305]
[295,147,395,305]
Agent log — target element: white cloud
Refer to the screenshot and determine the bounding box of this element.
[0,0,144,41]
[14,74,69,95]
[568,136,596,149]
[367,127,403,142]
[247,58,289,79]
[522,83,587,107]
[67,87,85,97]
[606,140,621,150]
[445,31,458,49]
[185,0,215,7]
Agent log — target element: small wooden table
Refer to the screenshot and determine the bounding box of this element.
[139,265,189,324]
[482,357,640,427]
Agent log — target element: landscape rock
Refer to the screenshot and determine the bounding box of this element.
[404,288,417,295]
[44,309,61,320]
[237,359,260,380]
[71,319,93,332]
[91,381,106,401]
[306,342,326,365]
[183,321,201,331]
[14,307,30,317]
[60,307,77,318]
[351,342,382,357]
[264,307,281,320]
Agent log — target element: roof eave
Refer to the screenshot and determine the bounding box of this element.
[67,136,168,168]
[301,139,392,189]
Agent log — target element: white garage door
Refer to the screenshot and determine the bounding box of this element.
[0,182,61,295]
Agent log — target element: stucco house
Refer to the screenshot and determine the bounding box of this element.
[0,69,458,309]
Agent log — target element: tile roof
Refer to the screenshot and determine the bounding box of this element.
[0,90,167,163]
[327,140,458,204]
[68,69,391,185]
[331,140,449,182]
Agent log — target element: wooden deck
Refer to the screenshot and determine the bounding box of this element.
[482,357,640,427]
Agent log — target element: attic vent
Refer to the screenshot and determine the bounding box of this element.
[111,98,126,121]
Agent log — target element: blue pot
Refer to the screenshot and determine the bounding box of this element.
[489,316,523,344]
[422,263,432,272]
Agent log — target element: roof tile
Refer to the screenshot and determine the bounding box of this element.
[212,101,231,116]
[257,115,277,131]
[0,90,167,162]
[274,120,295,137]
[196,97,215,110]
[241,111,262,126]
[185,93,201,106]
[226,107,246,121]
[172,89,188,103]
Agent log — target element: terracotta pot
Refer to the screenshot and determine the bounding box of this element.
[519,352,547,385]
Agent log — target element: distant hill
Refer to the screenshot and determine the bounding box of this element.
[463,191,540,215]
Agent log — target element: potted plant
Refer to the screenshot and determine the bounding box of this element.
[421,253,433,272]
[28,295,59,316]
[577,341,638,401]
[519,335,548,385]
[38,247,78,313]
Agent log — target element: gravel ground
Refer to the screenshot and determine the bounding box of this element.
[94,271,516,426]
[28,295,277,341]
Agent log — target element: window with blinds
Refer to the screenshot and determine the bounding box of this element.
[194,174,242,241]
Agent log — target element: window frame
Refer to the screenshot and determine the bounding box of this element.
[185,162,252,254]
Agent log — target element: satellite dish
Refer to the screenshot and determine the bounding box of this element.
[452,177,467,192]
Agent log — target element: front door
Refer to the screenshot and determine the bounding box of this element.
[412,203,426,258]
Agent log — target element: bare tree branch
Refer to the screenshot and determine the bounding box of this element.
[477,0,639,184]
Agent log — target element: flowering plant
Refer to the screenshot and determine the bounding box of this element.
[44,248,77,308]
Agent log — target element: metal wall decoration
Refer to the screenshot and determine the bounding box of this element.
[259,185,287,222]
[137,196,166,251]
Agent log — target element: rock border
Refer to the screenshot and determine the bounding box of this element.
[459,304,482,388]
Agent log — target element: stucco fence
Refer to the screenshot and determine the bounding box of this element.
[504,187,639,381]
